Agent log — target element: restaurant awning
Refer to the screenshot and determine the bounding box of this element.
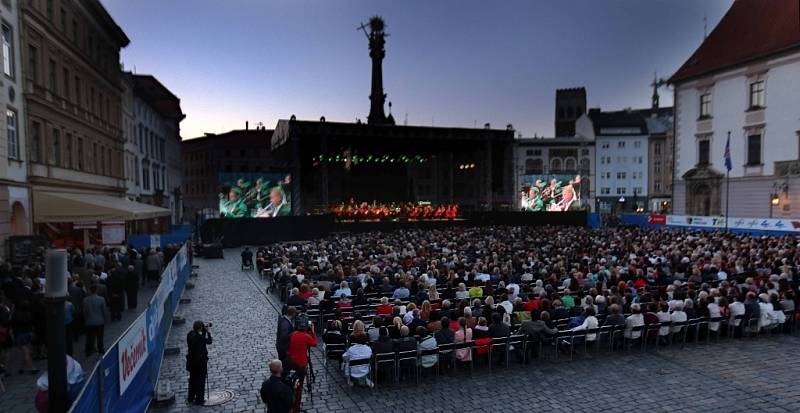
[33,191,171,223]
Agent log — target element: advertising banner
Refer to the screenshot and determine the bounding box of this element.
[117,314,149,395]
[662,214,800,233]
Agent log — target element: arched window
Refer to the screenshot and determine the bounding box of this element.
[550,158,562,173]
[564,158,577,172]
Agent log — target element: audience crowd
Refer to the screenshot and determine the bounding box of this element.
[263,226,800,385]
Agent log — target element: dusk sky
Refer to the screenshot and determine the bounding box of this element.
[101,0,734,139]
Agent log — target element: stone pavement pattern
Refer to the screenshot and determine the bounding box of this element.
[152,249,800,413]
[0,284,158,413]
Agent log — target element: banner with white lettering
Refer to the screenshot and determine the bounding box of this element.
[664,215,800,233]
[118,313,149,395]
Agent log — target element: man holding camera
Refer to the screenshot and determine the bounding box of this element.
[285,317,317,413]
[186,321,213,405]
[260,359,293,413]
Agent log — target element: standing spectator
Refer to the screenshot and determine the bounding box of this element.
[146,249,161,285]
[82,285,110,356]
[107,263,126,321]
[12,299,38,374]
[124,265,139,311]
[133,251,145,287]
[186,321,213,405]
[276,307,296,363]
[68,278,86,341]
[261,359,293,413]
[285,320,317,413]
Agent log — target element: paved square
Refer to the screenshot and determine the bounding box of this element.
[149,249,800,413]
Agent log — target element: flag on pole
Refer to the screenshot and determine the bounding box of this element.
[724,135,732,171]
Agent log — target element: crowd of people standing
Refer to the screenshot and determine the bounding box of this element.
[0,243,180,409]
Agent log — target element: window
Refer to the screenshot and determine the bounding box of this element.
[2,24,14,78]
[134,156,139,185]
[616,187,627,195]
[601,142,609,149]
[634,140,641,149]
[581,149,589,156]
[617,172,626,179]
[27,45,38,83]
[637,156,643,164]
[699,93,712,118]
[62,68,70,101]
[106,147,111,176]
[698,139,710,165]
[601,187,610,195]
[51,128,60,166]
[60,8,66,31]
[618,141,626,148]
[550,158,562,172]
[655,181,662,192]
[48,59,57,93]
[633,187,642,195]
[747,134,761,165]
[92,142,98,172]
[77,137,83,170]
[142,163,150,190]
[654,142,662,155]
[99,145,105,174]
[46,0,54,21]
[74,76,81,107]
[72,19,78,43]
[6,109,17,159]
[65,133,72,168]
[31,121,41,162]
[564,158,576,171]
[749,81,765,109]
[580,158,590,173]
[525,149,533,156]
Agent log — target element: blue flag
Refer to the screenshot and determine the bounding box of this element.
[724,135,732,171]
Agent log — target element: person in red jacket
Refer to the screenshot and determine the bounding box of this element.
[285,321,317,413]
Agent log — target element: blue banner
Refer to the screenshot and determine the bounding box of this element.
[70,243,191,413]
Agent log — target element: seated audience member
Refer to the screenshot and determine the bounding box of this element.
[670,301,688,334]
[376,297,393,316]
[349,320,369,344]
[417,326,438,368]
[434,316,455,345]
[373,327,394,355]
[367,316,382,342]
[287,288,306,308]
[342,338,373,388]
[454,317,473,362]
[393,325,417,353]
[624,303,645,340]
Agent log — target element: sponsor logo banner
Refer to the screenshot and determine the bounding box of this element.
[118,314,149,395]
[665,215,800,232]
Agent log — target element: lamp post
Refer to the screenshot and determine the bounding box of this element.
[45,249,69,413]
[769,179,789,219]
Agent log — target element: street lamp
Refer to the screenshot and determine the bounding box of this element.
[769,179,789,218]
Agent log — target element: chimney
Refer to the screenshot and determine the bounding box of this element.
[245,121,249,130]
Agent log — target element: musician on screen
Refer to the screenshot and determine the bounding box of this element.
[254,187,291,218]
[221,187,249,218]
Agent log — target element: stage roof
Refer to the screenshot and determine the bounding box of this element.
[271,119,514,152]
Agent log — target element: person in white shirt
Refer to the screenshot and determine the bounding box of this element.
[758,293,776,330]
[729,295,746,327]
[670,302,688,334]
[506,282,520,300]
[570,307,599,342]
[707,297,722,332]
[624,304,644,339]
[656,302,672,340]
[455,283,469,300]
[342,342,373,387]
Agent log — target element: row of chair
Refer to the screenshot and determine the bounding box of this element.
[322,312,797,387]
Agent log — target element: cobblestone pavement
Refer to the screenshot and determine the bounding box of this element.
[152,249,800,413]
[0,284,158,413]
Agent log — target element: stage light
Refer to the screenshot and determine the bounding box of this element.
[470,163,475,168]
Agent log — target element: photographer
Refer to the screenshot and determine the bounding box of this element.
[260,359,293,413]
[284,316,317,413]
[186,321,213,405]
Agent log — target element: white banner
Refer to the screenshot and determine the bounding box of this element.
[118,313,149,395]
[150,235,161,249]
[665,214,800,232]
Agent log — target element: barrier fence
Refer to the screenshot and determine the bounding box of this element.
[69,242,192,413]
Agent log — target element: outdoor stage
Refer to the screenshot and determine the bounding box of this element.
[200,211,587,247]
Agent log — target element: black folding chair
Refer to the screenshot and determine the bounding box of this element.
[346,357,372,389]
[417,348,439,380]
[453,340,474,376]
[623,325,645,352]
[395,350,418,384]
[506,334,525,367]
[437,342,455,373]
[324,343,346,367]
[372,352,395,387]
[669,321,689,347]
